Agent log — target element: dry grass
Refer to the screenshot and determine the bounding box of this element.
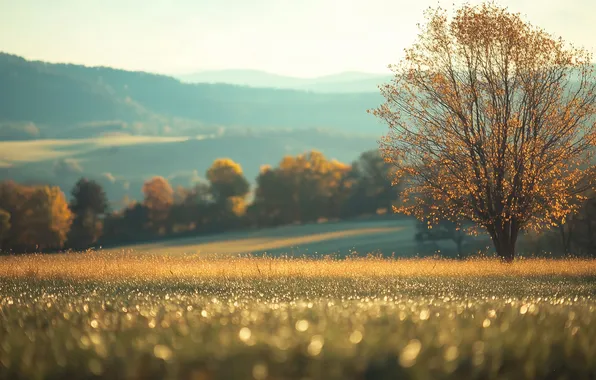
[2,252,595,379]
[1,251,595,281]
[0,135,190,164]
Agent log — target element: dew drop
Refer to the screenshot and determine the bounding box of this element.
[153,345,173,361]
[252,363,268,380]
[349,330,363,344]
[239,327,252,342]
[295,319,309,332]
[399,339,422,368]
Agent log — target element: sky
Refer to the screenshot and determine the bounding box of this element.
[0,0,595,78]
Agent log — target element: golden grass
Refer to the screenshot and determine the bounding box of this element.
[0,135,190,164]
[1,251,595,281]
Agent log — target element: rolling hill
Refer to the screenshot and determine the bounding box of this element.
[175,69,393,93]
[0,52,388,204]
[0,129,379,205]
[0,53,386,140]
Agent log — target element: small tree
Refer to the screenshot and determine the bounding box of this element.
[372,4,596,261]
[344,150,400,217]
[142,176,174,234]
[143,177,174,211]
[0,183,73,252]
[206,159,250,201]
[252,151,350,225]
[67,178,109,250]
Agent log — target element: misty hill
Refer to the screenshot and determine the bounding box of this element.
[0,54,144,125]
[0,53,389,205]
[0,53,386,140]
[176,69,392,93]
[0,129,379,205]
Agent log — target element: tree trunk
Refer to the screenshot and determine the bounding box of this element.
[558,221,572,256]
[488,224,518,263]
[455,235,464,257]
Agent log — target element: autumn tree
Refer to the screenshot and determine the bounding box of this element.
[206,159,250,229]
[372,4,596,261]
[67,178,109,250]
[143,176,174,210]
[206,159,250,201]
[0,181,73,252]
[252,151,351,225]
[142,176,174,235]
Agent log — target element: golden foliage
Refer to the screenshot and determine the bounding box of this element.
[227,196,247,217]
[0,182,73,251]
[207,158,249,200]
[260,164,272,174]
[207,158,244,178]
[142,176,174,211]
[254,151,353,223]
[45,186,74,247]
[372,3,596,260]
[276,151,351,189]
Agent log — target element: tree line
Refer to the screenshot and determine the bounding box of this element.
[0,150,400,253]
[2,148,595,256]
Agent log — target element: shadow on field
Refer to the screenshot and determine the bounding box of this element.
[119,217,490,257]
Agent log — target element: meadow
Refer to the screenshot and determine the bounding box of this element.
[0,253,595,380]
[0,135,193,168]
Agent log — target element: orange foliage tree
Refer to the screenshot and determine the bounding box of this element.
[206,159,250,222]
[253,151,351,224]
[142,176,174,211]
[142,176,174,234]
[371,4,596,261]
[0,181,73,252]
[206,158,250,201]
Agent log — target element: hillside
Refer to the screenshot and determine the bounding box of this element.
[0,53,386,140]
[0,53,389,204]
[0,129,379,205]
[176,69,392,93]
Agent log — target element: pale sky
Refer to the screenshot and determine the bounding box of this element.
[0,0,594,77]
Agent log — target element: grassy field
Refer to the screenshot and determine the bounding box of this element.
[1,253,595,379]
[103,218,489,258]
[0,135,192,167]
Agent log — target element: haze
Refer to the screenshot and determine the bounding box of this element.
[1,0,595,77]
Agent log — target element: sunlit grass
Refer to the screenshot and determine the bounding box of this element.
[1,252,595,281]
[1,253,595,379]
[0,135,191,164]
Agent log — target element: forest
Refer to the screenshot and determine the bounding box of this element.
[0,150,397,253]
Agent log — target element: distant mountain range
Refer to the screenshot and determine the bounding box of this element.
[175,69,393,93]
